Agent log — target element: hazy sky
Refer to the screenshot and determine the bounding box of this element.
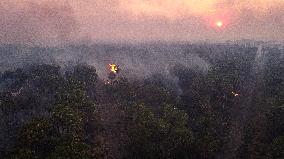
[0,0,283,45]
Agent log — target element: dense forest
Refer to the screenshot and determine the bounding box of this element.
[0,43,283,159]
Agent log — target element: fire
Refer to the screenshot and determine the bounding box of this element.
[232,92,239,97]
[109,64,118,73]
[106,64,120,84]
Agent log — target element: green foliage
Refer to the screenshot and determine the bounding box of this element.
[72,64,98,84]
[194,115,224,159]
[125,104,193,159]
[51,104,83,135]
[270,135,284,159]
[8,148,34,159]
[263,54,284,107]
[110,78,176,109]
[69,64,98,100]
[47,137,91,159]
[19,118,53,147]
[4,64,105,159]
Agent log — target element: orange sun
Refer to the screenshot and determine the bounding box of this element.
[216,21,223,27]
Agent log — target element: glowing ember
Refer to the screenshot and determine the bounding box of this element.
[232,92,239,97]
[109,64,118,73]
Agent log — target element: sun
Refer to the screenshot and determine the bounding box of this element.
[216,21,223,27]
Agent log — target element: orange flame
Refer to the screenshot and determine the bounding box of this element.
[109,64,118,73]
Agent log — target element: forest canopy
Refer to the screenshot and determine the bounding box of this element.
[0,43,283,159]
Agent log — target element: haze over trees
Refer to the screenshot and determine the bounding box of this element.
[0,43,283,159]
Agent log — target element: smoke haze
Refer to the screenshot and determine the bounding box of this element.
[0,1,78,46]
[0,0,283,45]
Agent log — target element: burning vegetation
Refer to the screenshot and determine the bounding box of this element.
[107,64,120,84]
[109,64,119,73]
